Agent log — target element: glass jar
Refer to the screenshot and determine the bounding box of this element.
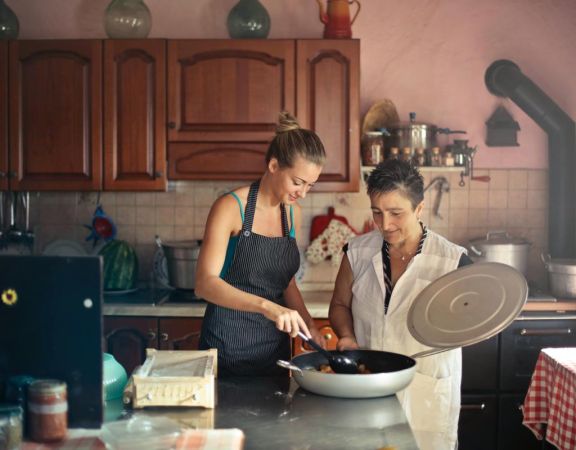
[104,0,152,39]
[28,380,67,443]
[443,151,455,167]
[361,131,384,166]
[430,147,442,167]
[0,405,23,450]
[387,147,399,160]
[413,148,426,166]
[0,0,19,40]
[4,375,35,437]
[401,147,412,163]
[227,0,271,39]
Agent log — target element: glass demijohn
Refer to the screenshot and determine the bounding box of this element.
[227,0,270,39]
[0,0,19,40]
[104,0,151,39]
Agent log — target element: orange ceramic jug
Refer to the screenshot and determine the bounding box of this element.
[315,0,361,39]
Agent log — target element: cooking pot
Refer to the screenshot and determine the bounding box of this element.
[279,262,528,398]
[382,112,466,151]
[541,254,576,298]
[156,237,201,290]
[468,231,531,277]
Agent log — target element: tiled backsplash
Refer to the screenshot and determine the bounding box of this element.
[29,168,549,288]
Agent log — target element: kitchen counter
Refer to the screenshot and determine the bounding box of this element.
[112,376,419,450]
[103,288,576,318]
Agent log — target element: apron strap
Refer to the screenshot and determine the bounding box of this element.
[241,181,260,235]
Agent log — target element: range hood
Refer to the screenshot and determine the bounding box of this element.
[485,60,576,258]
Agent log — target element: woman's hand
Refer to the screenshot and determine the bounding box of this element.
[336,336,359,351]
[263,302,310,338]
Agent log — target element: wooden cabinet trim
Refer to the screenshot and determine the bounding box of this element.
[0,42,7,191]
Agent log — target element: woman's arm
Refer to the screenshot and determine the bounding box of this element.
[329,254,359,350]
[284,277,325,347]
[194,194,310,337]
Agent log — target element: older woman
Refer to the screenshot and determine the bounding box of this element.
[329,159,472,450]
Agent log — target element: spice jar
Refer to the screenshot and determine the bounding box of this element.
[361,131,384,166]
[413,148,426,166]
[387,147,399,160]
[28,380,67,443]
[0,405,23,450]
[401,147,412,163]
[430,147,442,167]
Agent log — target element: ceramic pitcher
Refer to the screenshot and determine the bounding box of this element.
[315,0,361,39]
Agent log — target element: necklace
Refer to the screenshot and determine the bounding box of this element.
[389,246,416,262]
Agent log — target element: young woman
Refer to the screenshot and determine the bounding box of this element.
[195,112,326,376]
[329,159,472,450]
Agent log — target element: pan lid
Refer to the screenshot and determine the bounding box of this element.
[408,262,528,349]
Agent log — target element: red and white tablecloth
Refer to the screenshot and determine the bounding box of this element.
[523,347,576,450]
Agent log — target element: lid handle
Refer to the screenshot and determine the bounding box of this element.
[469,245,483,257]
[540,253,551,268]
[486,230,509,240]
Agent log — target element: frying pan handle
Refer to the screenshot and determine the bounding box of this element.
[410,347,454,359]
[276,360,303,376]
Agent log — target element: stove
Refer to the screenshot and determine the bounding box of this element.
[527,285,556,302]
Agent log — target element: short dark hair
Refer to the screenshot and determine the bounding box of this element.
[366,160,424,210]
[265,112,326,168]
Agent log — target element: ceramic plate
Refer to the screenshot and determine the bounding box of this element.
[408,262,528,349]
[42,239,88,257]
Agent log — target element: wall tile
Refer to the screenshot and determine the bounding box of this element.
[136,193,156,206]
[469,190,488,209]
[488,170,508,190]
[156,206,175,226]
[136,206,156,225]
[488,190,508,209]
[508,170,528,190]
[449,190,469,208]
[174,206,195,226]
[116,206,136,225]
[507,190,528,209]
[528,170,547,190]
[116,193,136,205]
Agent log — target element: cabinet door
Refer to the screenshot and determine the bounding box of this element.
[0,42,7,191]
[167,40,295,180]
[297,40,360,192]
[458,395,498,450]
[497,394,541,450]
[104,316,158,375]
[9,40,102,191]
[104,40,166,191]
[500,319,576,391]
[158,318,203,350]
[293,319,339,355]
[461,335,498,391]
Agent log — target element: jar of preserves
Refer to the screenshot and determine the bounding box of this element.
[28,380,67,443]
[401,147,412,163]
[387,147,399,160]
[0,405,23,450]
[430,147,442,166]
[413,148,426,166]
[361,131,384,166]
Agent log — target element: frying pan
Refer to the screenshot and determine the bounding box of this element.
[278,262,528,398]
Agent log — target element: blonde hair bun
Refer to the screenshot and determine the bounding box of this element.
[276,111,300,134]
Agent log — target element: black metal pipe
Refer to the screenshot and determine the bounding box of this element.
[485,60,576,258]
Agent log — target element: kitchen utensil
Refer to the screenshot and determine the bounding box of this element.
[279,262,527,398]
[155,236,202,290]
[297,331,358,374]
[468,231,531,277]
[315,0,361,39]
[362,99,400,134]
[541,253,576,298]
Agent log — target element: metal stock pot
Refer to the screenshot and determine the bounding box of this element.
[156,237,202,290]
[468,231,531,277]
[541,254,576,298]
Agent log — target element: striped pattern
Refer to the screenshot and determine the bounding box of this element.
[199,181,300,376]
[382,223,428,314]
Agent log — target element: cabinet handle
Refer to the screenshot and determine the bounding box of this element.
[323,333,333,341]
[519,328,572,336]
[147,330,156,340]
[461,403,486,411]
[154,171,163,178]
[168,122,176,129]
[160,332,169,342]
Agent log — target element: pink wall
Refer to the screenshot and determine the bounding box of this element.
[9,0,576,169]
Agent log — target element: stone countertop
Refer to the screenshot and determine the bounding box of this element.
[111,376,419,450]
[103,288,576,319]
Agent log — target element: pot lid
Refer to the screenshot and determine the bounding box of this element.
[469,231,530,247]
[408,262,528,349]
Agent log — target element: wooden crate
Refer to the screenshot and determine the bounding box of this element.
[130,348,217,409]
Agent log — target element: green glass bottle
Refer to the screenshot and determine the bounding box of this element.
[104,0,151,39]
[227,0,270,39]
[0,0,19,40]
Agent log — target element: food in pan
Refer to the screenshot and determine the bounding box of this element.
[318,363,371,374]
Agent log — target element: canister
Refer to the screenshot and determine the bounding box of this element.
[28,380,67,443]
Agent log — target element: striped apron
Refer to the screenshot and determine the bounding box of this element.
[199,181,300,376]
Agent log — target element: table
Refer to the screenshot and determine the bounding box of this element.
[23,377,419,450]
[523,347,576,450]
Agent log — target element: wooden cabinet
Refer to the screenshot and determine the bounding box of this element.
[104,40,166,191]
[5,39,166,192]
[296,40,360,192]
[104,316,203,375]
[9,40,102,191]
[167,39,359,192]
[0,42,7,191]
